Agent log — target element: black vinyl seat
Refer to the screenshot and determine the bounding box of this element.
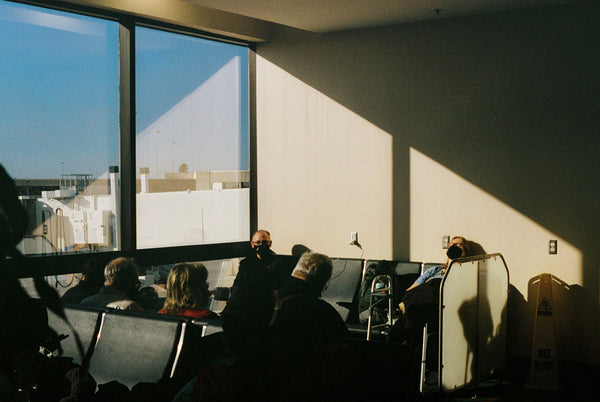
[321,258,364,322]
[392,260,422,301]
[191,319,223,336]
[362,259,422,297]
[46,303,105,365]
[174,320,225,383]
[359,260,423,339]
[87,310,187,389]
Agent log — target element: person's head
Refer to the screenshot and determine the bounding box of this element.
[104,257,140,299]
[136,286,159,309]
[80,259,105,289]
[291,252,333,295]
[162,262,210,315]
[449,236,470,258]
[251,230,272,259]
[291,244,311,257]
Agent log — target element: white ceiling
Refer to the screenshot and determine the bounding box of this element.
[186,0,580,33]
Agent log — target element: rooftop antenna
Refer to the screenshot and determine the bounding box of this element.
[60,161,65,188]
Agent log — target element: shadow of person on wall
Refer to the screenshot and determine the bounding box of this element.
[506,284,530,384]
[457,295,494,382]
[456,258,507,387]
[450,244,514,393]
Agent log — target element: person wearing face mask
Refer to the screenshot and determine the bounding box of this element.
[220,230,295,352]
[231,230,292,293]
[390,236,472,346]
[403,236,470,295]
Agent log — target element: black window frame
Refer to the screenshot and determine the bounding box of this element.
[6,0,257,277]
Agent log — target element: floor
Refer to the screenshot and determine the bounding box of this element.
[416,383,591,402]
[416,361,597,402]
[442,384,588,402]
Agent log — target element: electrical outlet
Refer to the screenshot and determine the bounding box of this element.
[350,232,358,244]
[549,240,557,254]
[442,235,450,249]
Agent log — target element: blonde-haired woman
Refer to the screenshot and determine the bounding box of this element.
[158,262,218,320]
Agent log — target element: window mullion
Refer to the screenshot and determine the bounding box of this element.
[119,20,136,251]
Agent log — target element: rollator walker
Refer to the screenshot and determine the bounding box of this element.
[366,274,396,341]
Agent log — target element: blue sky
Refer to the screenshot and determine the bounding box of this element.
[0,1,248,179]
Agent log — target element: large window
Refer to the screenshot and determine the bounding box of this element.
[0,1,120,255]
[135,27,249,248]
[1,0,251,265]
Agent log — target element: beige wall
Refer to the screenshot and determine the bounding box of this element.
[256,56,393,260]
[256,3,600,364]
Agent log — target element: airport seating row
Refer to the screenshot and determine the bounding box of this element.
[322,258,430,333]
[46,304,222,389]
[45,254,508,396]
[210,256,431,331]
[44,257,433,390]
[46,302,417,400]
[304,257,434,321]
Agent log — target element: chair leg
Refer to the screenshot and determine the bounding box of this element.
[419,323,429,394]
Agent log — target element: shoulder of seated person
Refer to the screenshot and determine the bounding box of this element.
[107,300,143,311]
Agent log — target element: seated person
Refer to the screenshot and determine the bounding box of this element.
[220,283,274,354]
[403,236,470,296]
[136,285,161,311]
[391,236,471,345]
[60,259,105,304]
[158,262,218,320]
[220,231,294,352]
[290,243,311,257]
[80,257,143,311]
[232,230,295,294]
[270,252,349,339]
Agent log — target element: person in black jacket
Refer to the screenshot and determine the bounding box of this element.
[232,230,293,293]
[60,259,105,304]
[222,230,285,352]
[271,252,349,339]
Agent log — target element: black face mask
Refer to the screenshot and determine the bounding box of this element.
[446,244,463,260]
[254,244,270,258]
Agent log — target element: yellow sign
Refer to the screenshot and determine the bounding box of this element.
[537,297,552,316]
[526,273,561,390]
